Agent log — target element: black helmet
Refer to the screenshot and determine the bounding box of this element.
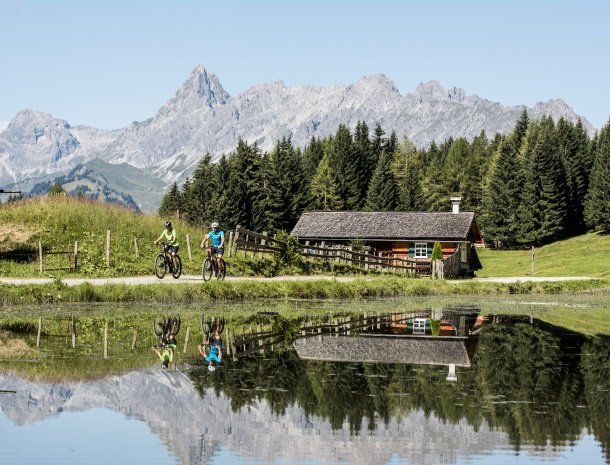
[165,221,172,228]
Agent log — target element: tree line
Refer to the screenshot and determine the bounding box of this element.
[160,113,610,246]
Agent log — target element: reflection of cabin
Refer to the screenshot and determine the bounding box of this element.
[291,198,483,275]
[294,335,472,367]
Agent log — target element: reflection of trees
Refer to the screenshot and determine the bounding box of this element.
[188,320,609,457]
[582,336,610,461]
[473,323,586,449]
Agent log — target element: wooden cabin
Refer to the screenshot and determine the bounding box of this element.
[291,198,483,274]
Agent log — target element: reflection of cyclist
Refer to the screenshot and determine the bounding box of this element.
[200,222,224,276]
[153,345,174,369]
[198,326,222,371]
[155,221,179,270]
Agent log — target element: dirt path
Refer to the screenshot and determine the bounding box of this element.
[0,275,597,287]
[0,275,361,286]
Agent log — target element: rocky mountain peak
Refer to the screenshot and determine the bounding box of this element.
[166,65,231,113]
[413,80,449,102]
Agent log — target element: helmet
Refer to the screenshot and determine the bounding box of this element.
[211,222,219,228]
[164,221,172,228]
[208,364,216,372]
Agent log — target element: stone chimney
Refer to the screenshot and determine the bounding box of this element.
[446,363,458,382]
[450,197,461,214]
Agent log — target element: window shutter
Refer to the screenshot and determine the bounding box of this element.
[408,243,415,257]
[427,243,433,257]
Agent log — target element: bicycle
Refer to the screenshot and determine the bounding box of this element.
[153,316,181,347]
[154,241,182,279]
[202,247,226,281]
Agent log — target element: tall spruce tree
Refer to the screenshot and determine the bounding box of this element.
[393,137,424,211]
[365,149,398,211]
[353,121,374,208]
[302,136,324,184]
[480,137,523,246]
[266,138,310,232]
[182,154,217,226]
[328,124,360,209]
[584,120,610,232]
[158,182,182,218]
[224,139,264,230]
[519,117,568,244]
[310,153,341,211]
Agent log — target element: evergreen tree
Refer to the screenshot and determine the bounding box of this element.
[266,138,310,232]
[158,182,182,218]
[310,153,341,211]
[519,117,568,244]
[224,139,264,230]
[514,109,530,148]
[557,118,592,234]
[371,123,386,169]
[422,142,447,211]
[301,136,324,184]
[384,130,399,157]
[48,180,66,196]
[393,137,424,210]
[353,121,374,207]
[328,124,360,209]
[182,154,217,226]
[480,137,523,246]
[365,149,398,211]
[584,120,610,232]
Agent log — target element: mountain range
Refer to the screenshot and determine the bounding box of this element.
[0,65,596,212]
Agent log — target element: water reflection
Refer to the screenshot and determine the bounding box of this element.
[0,305,608,465]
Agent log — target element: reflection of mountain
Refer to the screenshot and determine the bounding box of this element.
[0,370,515,465]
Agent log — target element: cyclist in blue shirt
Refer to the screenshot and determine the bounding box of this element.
[200,222,225,276]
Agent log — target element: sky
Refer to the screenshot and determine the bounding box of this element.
[0,0,608,130]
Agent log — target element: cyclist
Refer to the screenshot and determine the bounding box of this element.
[200,221,224,276]
[198,338,222,372]
[153,345,174,369]
[154,221,179,271]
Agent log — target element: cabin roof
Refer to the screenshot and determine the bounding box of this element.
[294,334,471,367]
[291,211,478,241]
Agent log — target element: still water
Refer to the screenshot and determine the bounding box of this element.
[0,298,608,465]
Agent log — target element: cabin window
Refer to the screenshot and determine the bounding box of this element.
[413,318,427,334]
[414,242,428,258]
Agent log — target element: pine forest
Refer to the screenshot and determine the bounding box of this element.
[159,113,610,247]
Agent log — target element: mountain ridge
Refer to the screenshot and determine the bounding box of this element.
[0,65,597,210]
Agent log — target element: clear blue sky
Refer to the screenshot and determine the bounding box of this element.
[1,0,608,129]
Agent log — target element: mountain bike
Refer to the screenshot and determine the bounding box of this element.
[202,247,226,281]
[154,241,182,279]
[153,316,181,347]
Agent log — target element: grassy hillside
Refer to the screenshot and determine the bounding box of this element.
[0,196,208,276]
[476,232,610,278]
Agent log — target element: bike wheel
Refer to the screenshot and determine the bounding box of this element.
[217,259,226,280]
[172,255,182,279]
[202,258,213,281]
[154,254,166,279]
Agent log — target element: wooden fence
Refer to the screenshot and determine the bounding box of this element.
[0,241,78,273]
[228,225,427,275]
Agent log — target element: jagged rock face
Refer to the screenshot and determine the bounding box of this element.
[0,370,528,465]
[0,65,596,187]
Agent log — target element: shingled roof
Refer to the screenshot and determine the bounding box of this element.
[294,334,471,366]
[291,211,477,241]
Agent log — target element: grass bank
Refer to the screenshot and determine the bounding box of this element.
[0,276,608,305]
[476,232,610,278]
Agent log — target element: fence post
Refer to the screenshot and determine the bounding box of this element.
[134,238,140,259]
[259,231,267,260]
[71,317,76,348]
[364,254,369,271]
[233,226,241,257]
[228,231,234,257]
[106,230,111,268]
[38,241,43,273]
[320,241,326,262]
[183,326,190,354]
[36,317,42,347]
[378,252,383,271]
[131,330,138,350]
[73,241,78,272]
[103,321,109,359]
[186,234,192,261]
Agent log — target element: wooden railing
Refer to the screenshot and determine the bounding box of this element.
[0,241,78,273]
[228,225,425,275]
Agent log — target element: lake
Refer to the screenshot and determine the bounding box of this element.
[1,297,608,465]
